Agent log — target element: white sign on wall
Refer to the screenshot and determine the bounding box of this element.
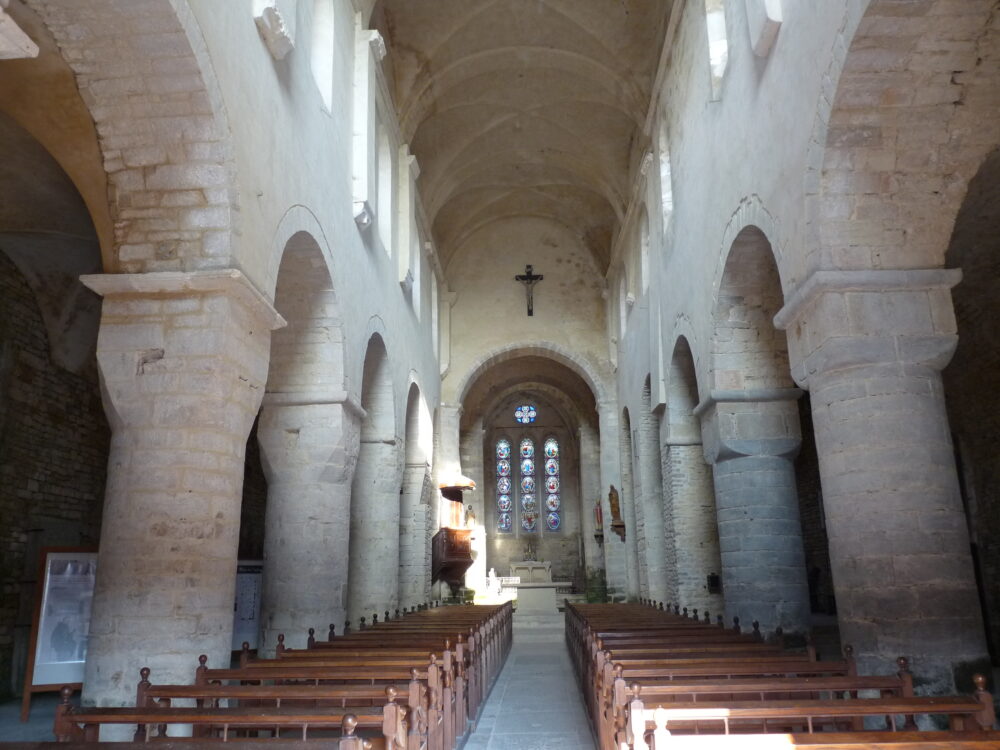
[232,561,264,650]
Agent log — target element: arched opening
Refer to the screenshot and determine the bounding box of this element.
[256,231,349,651]
[666,337,723,616]
[658,119,674,237]
[0,112,109,699]
[459,354,602,601]
[944,148,1000,666]
[708,226,810,634]
[399,383,434,610]
[619,407,641,599]
[348,334,400,623]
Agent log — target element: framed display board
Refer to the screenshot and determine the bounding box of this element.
[21,548,97,722]
[232,560,263,651]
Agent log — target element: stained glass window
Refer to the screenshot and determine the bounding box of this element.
[544,437,561,531]
[496,439,512,533]
[514,404,537,424]
[520,438,537,531]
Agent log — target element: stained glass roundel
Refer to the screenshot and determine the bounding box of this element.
[498,476,511,494]
[515,405,537,424]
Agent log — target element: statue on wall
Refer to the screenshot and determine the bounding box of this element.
[608,484,626,542]
[465,504,477,528]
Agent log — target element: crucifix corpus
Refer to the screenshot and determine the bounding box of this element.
[514,264,544,316]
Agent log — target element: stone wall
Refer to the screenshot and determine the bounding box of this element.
[0,251,108,697]
[239,417,267,562]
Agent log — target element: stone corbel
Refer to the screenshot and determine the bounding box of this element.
[745,0,782,57]
[400,269,414,297]
[353,200,374,230]
[254,2,294,60]
[363,28,386,61]
[0,2,38,59]
[625,293,636,309]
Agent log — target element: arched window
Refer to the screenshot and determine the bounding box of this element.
[519,438,537,532]
[544,437,561,531]
[496,438,512,533]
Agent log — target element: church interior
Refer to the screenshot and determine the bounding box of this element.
[1,0,1000,746]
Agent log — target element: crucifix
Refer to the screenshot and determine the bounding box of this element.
[514,264,544,316]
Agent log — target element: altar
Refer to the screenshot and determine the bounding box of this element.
[509,561,569,615]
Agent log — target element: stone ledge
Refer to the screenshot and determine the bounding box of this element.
[81,269,286,330]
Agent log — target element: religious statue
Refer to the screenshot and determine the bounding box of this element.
[465,504,477,528]
[608,484,626,542]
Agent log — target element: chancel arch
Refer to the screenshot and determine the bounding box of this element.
[457,354,604,600]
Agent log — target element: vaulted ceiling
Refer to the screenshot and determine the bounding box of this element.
[372,0,671,274]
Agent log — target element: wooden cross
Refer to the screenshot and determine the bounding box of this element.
[514,264,544,316]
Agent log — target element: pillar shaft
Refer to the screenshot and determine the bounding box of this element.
[348,437,403,621]
[775,268,989,690]
[701,394,811,634]
[637,407,668,603]
[398,464,433,609]
[578,424,604,576]
[80,271,279,720]
[597,402,627,600]
[257,400,359,652]
[666,441,723,614]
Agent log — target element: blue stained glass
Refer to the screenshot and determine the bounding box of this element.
[496,440,511,459]
[498,477,511,494]
[498,512,512,532]
[521,476,535,493]
[544,438,559,458]
[521,494,536,511]
[514,405,537,424]
[521,458,534,475]
[498,495,512,511]
[520,439,534,458]
[544,458,558,476]
[546,512,561,531]
[522,513,537,531]
[497,460,511,476]
[545,494,560,511]
[546,476,559,493]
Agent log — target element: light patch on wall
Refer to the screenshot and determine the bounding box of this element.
[704,0,729,101]
[311,0,335,111]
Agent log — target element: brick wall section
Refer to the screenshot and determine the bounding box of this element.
[0,252,108,698]
[24,0,239,271]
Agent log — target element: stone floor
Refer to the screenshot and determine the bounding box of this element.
[0,691,62,741]
[464,639,596,750]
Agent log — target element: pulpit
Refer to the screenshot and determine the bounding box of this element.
[431,479,476,595]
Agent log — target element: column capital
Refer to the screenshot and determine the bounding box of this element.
[773,268,961,387]
[695,389,803,464]
[262,390,366,420]
[81,269,286,331]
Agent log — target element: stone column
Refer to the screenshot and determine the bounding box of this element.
[79,271,281,724]
[597,401,627,600]
[398,464,432,610]
[637,407,669,603]
[776,269,989,691]
[348,435,404,622]
[257,397,361,652]
[578,423,604,576]
[618,419,641,600]
[698,391,811,635]
[664,438,723,615]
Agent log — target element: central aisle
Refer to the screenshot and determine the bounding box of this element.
[464,635,597,749]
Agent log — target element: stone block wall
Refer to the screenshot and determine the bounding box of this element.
[0,252,108,697]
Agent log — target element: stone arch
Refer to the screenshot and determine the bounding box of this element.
[256,229,352,651]
[666,336,723,616]
[711,225,793,391]
[23,0,241,272]
[455,341,609,407]
[399,381,434,609]
[804,0,1000,275]
[619,406,641,599]
[265,230,344,398]
[348,333,402,623]
[706,225,811,634]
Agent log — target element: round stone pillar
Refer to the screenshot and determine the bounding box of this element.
[347,436,404,622]
[257,399,361,652]
[699,392,811,635]
[79,271,281,728]
[597,401,628,600]
[776,269,989,692]
[665,439,723,615]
